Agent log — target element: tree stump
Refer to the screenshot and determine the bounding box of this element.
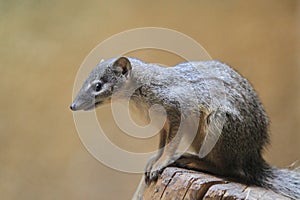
[139,167,291,200]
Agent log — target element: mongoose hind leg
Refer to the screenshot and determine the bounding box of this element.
[170,153,221,175]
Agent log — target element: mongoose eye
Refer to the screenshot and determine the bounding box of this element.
[95,82,102,92]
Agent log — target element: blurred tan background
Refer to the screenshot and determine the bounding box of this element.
[0,0,299,199]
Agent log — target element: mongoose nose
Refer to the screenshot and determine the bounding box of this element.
[70,103,76,111]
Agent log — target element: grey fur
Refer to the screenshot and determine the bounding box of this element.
[71,57,300,199]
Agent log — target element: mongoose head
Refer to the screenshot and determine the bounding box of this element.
[70,57,132,111]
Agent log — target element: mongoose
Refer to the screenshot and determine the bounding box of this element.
[70,57,300,199]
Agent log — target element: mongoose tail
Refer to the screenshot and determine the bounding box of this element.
[266,167,300,199]
[172,153,300,199]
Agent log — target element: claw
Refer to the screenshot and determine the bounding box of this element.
[145,171,150,185]
[150,170,159,182]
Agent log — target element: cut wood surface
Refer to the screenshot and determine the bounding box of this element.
[142,167,291,200]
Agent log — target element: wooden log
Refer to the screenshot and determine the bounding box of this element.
[140,167,291,200]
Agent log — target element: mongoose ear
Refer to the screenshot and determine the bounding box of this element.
[112,57,132,77]
[99,59,105,64]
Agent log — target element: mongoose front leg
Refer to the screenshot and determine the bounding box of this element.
[146,121,182,183]
[145,130,166,184]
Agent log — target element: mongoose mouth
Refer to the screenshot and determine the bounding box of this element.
[70,101,103,111]
[83,101,103,111]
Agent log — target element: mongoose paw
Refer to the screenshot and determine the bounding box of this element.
[145,168,163,185]
[145,155,160,185]
[145,155,180,184]
[146,157,178,184]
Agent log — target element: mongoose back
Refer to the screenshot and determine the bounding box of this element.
[70,57,300,199]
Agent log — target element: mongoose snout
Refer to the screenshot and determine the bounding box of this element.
[70,103,76,111]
